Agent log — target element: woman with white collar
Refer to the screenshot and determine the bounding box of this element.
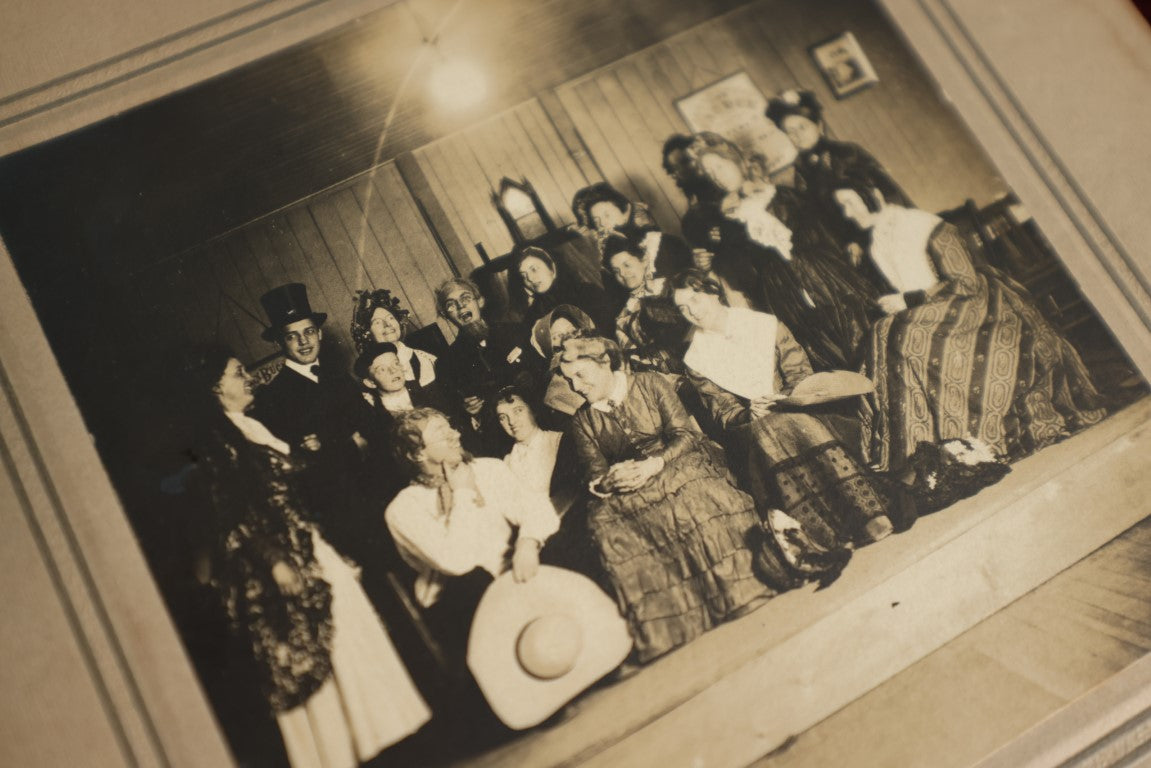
[189,347,431,768]
[833,180,1108,472]
[671,269,895,550]
[559,333,775,663]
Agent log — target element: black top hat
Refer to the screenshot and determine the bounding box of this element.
[259,283,328,342]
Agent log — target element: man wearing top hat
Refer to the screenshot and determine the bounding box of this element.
[251,283,366,554]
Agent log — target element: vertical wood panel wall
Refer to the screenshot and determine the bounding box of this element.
[116,0,1007,363]
[123,161,456,365]
[412,99,603,267]
[554,0,1006,235]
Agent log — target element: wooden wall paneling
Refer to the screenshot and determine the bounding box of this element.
[555,84,645,206]
[406,143,479,267]
[612,61,691,214]
[723,9,798,111]
[239,222,295,301]
[284,207,356,330]
[696,16,743,78]
[592,72,683,228]
[679,27,731,86]
[393,152,475,276]
[429,132,509,262]
[500,106,574,229]
[263,212,350,345]
[516,100,592,211]
[368,165,454,326]
[200,243,257,361]
[353,165,449,330]
[350,175,422,313]
[222,232,270,297]
[664,28,718,92]
[204,241,266,359]
[309,193,377,298]
[535,90,605,185]
[220,235,278,357]
[557,82,653,227]
[458,119,520,256]
[440,125,511,258]
[331,184,410,316]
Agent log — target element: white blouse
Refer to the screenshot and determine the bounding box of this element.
[385,458,559,607]
[869,206,943,294]
[503,429,563,495]
[684,307,779,400]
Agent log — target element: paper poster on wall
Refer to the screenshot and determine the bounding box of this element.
[675,71,798,174]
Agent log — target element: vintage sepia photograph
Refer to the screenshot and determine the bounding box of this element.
[1,0,1150,766]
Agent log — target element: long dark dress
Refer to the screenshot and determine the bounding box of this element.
[568,372,773,662]
[721,184,880,370]
[862,213,1109,471]
[196,415,334,713]
[193,413,430,766]
[685,313,892,549]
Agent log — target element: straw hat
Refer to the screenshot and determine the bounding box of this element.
[467,566,632,729]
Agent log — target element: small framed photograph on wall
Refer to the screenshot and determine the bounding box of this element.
[810,31,879,98]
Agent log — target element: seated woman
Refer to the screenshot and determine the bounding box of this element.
[508,245,613,333]
[670,270,895,549]
[188,348,430,768]
[351,288,438,390]
[492,387,597,578]
[603,235,690,374]
[832,181,1109,472]
[688,131,880,371]
[559,334,776,663]
[384,408,559,665]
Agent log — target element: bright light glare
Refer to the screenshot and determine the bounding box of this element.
[429,57,487,111]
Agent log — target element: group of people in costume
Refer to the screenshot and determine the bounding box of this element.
[184,88,1111,767]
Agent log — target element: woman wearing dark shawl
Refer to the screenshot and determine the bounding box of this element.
[187,347,430,768]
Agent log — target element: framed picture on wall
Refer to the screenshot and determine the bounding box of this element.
[675,70,798,173]
[810,31,880,98]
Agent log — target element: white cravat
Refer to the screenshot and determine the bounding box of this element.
[379,388,415,414]
[283,358,319,383]
[225,410,291,455]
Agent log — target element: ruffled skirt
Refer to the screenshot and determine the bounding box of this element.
[276,532,431,768]
[588,444,772,663]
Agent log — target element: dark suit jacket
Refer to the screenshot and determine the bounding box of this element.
[251,361,365,547]
[435,322,547,456]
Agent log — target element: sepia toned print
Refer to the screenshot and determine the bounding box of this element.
[0,0,1148,766]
